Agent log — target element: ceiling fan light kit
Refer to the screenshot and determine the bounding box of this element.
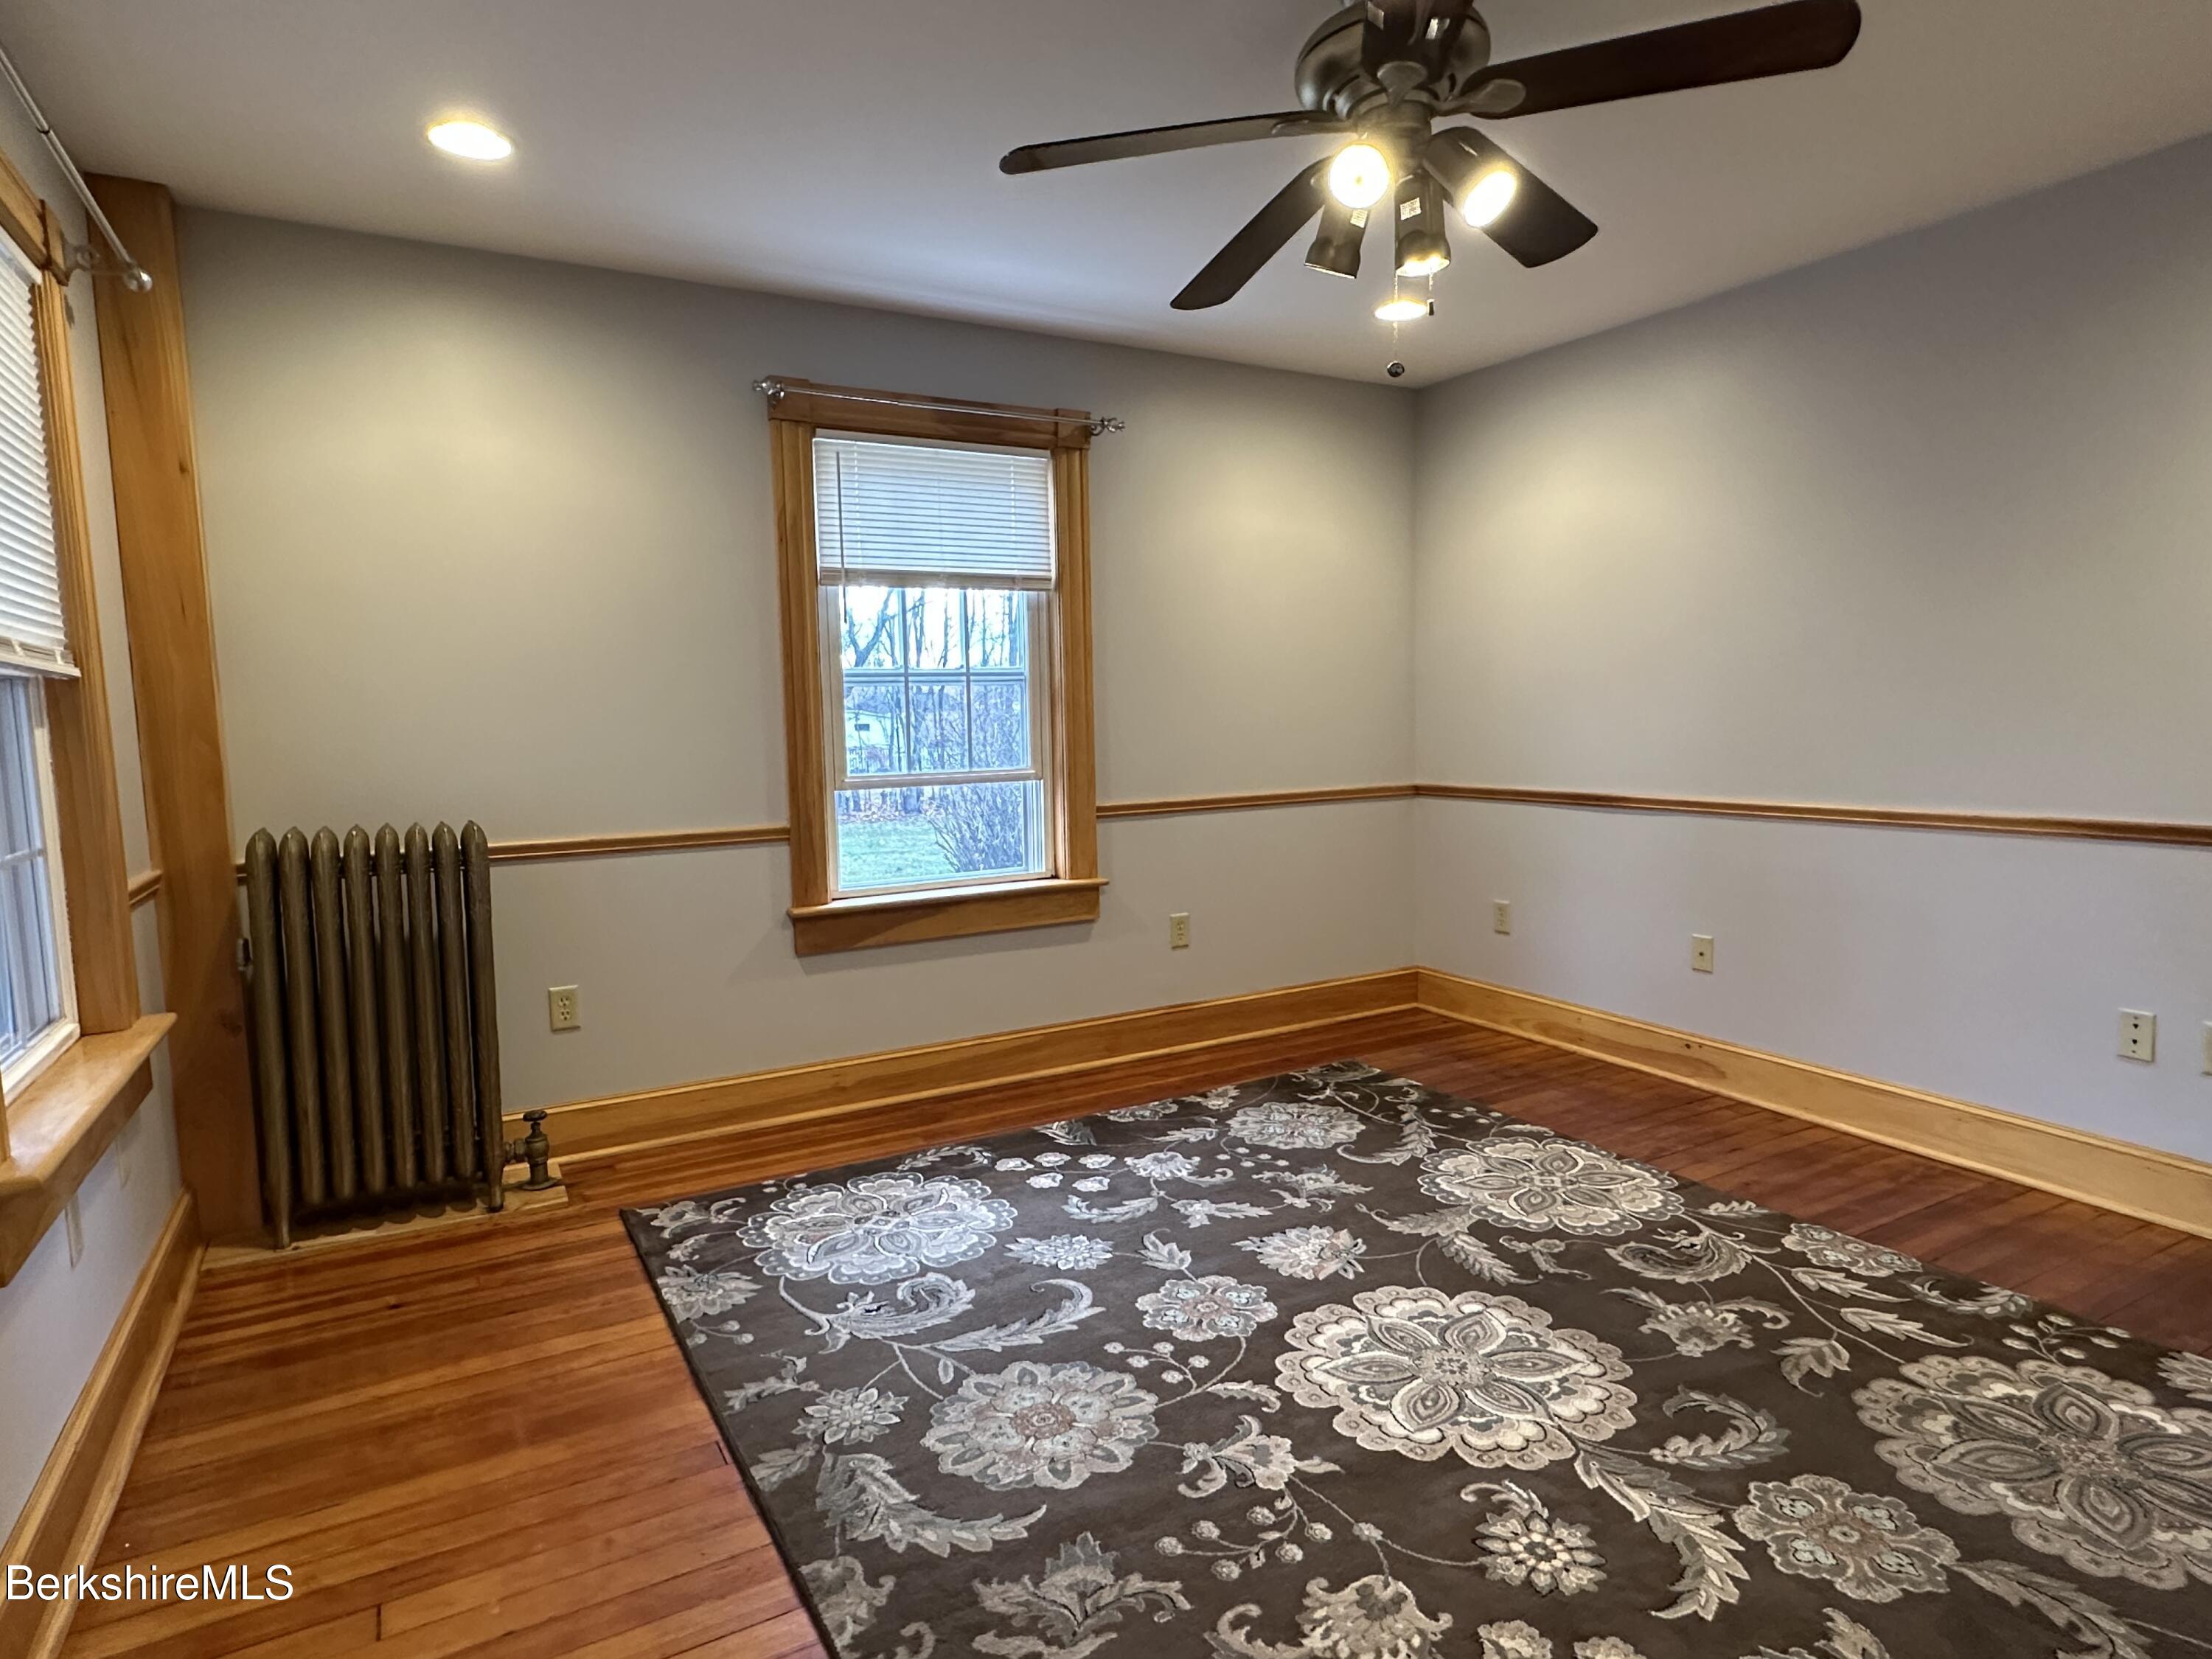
[1001,0,1863,335]
[1305,201,1369,280]
[1393,173,1451,277]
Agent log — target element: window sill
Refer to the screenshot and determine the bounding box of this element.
[0,1012,176,1284]
[790,877,1105,957]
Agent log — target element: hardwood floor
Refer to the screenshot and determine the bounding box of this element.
[68,1012,2212,1659]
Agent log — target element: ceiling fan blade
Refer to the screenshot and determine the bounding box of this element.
[1423,129,1596,268]
[1462,0,1862,119]
[1172,160,1330,310]
[1001,111,1343,175]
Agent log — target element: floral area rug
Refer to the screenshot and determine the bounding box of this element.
[623,1061,2212,1659]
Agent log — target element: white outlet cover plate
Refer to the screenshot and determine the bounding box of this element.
[2118,1009,2155,1062]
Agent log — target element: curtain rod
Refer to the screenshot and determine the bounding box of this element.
[756,378,1124,437]
[0,37,150,291]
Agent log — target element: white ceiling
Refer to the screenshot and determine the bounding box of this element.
[6,1,2212,386]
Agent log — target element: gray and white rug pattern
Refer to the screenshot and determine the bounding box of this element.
[625,1062,2212,1659]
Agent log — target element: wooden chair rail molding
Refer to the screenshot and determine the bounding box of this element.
[233,786,2212,872]
[1413,784,2212,849]
[226,787,1422,873]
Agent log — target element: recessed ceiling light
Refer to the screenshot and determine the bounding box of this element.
[1374,297,1430,323]
[427,119,513,162]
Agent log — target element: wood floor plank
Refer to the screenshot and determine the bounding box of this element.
[66,1014,2211,1659]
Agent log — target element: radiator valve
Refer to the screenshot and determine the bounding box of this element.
[507,1109,557,1192]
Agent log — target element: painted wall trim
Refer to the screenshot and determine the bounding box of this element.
[0,1192,201,1659]
[1415,784,2212,850]
[1417,968,2212,1240]
[523,968,1423,1163]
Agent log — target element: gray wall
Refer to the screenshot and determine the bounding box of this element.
[172,126,2212,1207]
[1413,133,2212,1160]
[178,212,1419,1110]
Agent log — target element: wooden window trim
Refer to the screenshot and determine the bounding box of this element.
[767,379,1102,956]
[0,154,144,1202]
[0,1011,175,1283]
[35,273,140,1037]
[0,145,69,279]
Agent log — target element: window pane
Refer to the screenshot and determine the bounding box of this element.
[970,675,1030,771]
[841,678,905,776]
[835,779,1045,894]
[838,585,906,671]
[965,590,1026,669]
[0,673,63,1074]
[906,675,969,773]
[905,587,964,671]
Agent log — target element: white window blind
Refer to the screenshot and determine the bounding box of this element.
[813,434,1054,589]
[0,241,69,678]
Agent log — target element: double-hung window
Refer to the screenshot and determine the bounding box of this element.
[768,380,1099,955]
[816,435,1054,895]
[0,234,78,1094]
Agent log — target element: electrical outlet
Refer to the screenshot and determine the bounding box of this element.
[1492,900,1512,936]
[1168,913,1192,950]
[65,1196,84,1267]
[2118,1009,2155,1063]
[1691,934,1715,974]
[549,985,581,1032]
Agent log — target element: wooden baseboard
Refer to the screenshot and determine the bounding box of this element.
[1416,968,2212,1240]
[526,969,1422,1164]
[510,962,2210,1240]
[0,1191,201,1659]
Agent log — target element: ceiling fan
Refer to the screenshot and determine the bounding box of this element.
[1001,0,1863,316]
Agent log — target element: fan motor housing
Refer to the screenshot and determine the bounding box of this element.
[1295,4,1495,119]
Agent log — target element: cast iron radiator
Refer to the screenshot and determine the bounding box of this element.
[241,821,504,1246]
